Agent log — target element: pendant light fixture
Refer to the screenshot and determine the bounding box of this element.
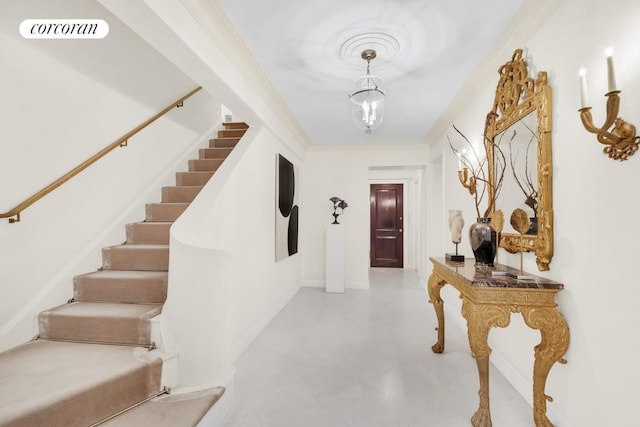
[348,49,385,134]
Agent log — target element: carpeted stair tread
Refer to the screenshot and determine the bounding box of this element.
[222,121,248,130]
[0,340,162,427]
[102,244,169,271]
[161,185,203,203]
[126,222,172,244]
[145,202,189,222]
[217,128,245,138]
[39,301,162,345]
[74,270,168,303]
[100,387,225,427]
[199,147,233,159]
[175,171,214,186]
[209,137,240,148]
[188,158,223,172]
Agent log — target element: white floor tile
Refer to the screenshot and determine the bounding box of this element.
[223,268,533,426]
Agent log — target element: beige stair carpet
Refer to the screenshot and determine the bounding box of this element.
[39,302,162,345]
[100,387,226,427]
[0,123,248,426]
[74,270,168,304]
[0,340,161,427]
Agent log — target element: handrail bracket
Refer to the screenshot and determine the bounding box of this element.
[8,213,20,223]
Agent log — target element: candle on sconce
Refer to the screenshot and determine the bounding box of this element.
[605,46,617,92]
[457,153,462,171]
[579,66,589,109]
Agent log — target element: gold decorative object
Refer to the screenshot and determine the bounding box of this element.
[490,209,504,264]
[511,208,530,272]
[490,209,504,234]
[578,49,639,161]
[485,49,554,271]
[458,167,477,196]
[510,208,530,234]
[427,258,569,427]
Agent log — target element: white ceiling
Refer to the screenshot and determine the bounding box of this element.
[218,0,525,145]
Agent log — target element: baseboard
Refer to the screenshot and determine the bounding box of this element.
[299,279,370,290]
[232,283,300,360]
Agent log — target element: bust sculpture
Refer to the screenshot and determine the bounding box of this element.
[449,210,464,244]
[446,210,465,262]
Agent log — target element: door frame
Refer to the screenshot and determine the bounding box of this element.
[368,166,425,274]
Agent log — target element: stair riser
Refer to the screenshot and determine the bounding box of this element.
[126,222,171,244]
[188,159,223,172]
[161,186,202,203]
[209,138,240,148]
[217,129,245,138]
[74,276,167,304]
[74,271,168,304]
[199,148,233,159]
[102,247,169,271]
[145,203,188,222]
[175,171,214,186]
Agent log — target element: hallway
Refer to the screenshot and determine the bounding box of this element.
[223,268,533,426]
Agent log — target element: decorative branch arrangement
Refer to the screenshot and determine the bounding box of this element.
[448,125,506,219]
[507,125,538,217]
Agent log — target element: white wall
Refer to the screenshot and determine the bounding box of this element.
[300,145,429,287]
[427,0,640,424]
[0,1,218,352]
[165,126,303,387]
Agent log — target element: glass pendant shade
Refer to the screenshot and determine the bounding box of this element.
[348,50,385,134]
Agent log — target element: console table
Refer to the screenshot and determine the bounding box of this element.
[427,257,569,427]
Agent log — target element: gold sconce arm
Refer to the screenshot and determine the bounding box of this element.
[579,91,640,161]
[458,168,476,195]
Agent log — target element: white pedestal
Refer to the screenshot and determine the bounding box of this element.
[325,224,345,293]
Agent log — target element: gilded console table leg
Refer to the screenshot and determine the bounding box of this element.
[461,298,512,427]
[521,307,569,427]
[427,273,446,353]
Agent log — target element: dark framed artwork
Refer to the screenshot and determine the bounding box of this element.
[275,154,299,261]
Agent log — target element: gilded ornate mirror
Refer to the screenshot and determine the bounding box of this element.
[485,49,553,271]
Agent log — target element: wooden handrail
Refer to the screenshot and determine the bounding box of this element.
[1,87,202,223]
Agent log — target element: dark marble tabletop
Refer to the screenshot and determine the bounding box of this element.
[430,257,564,290]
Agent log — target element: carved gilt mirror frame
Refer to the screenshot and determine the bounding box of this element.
[485,49,554,271]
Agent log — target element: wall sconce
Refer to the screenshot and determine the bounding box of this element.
[578,47,639,161]
[329,197,348,224]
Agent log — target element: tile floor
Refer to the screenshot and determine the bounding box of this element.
[222,268,533,426]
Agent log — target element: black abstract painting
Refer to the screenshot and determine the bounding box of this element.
[275,154,299,260]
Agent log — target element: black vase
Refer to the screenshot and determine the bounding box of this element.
[469,217,496,267]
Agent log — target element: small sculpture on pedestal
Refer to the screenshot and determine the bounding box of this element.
[446,209,465,262]
[329,197,348,224]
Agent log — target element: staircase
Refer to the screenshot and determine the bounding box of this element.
[0,122,248,427]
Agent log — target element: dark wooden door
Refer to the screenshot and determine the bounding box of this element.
[370,184,403,268]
